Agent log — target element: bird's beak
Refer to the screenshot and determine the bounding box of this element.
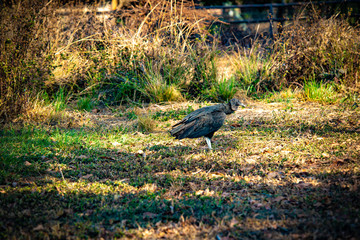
[240,103,246,108]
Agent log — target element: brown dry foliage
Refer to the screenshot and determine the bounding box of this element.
[0,0,54,122]
[0,0,215,123]
[272,11,360,92]
[113,0,214,36]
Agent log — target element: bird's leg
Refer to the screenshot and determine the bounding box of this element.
[205,137,212,150]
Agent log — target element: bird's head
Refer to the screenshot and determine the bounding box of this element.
[229,98,246,111]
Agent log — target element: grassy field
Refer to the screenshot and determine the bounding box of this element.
[1,100,359,239]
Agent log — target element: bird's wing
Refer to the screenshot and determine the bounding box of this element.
[190,110,225,136]
[172,105,219,127]
[171,109,226,139]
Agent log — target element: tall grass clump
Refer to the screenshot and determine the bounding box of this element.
[145,75,183,102]
[16,92,71,125]
[187,48,218,98]
[52,87,69,112]
[205,77,238,101]
[302,79,338,104]
[272,11,360,92]
[232,42,275,95]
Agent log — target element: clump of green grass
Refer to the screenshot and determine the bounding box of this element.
[302,80,338,104]
[77,96,96,112]
[187,49,219,98]
[264,88,299,103]
[232,43,274,95]
[144,74,184,103]
[207,77,238,101]
[52,87,68,112]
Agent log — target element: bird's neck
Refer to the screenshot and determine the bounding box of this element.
[222,103,234,115]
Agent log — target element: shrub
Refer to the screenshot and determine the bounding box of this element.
[0,0,54,122]
[272,12,360,92]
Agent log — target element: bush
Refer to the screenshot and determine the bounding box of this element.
[0,0,218,123]
[0,0,54,122]
[272,12,360,92]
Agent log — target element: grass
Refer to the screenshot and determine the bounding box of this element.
[77,96,96,112]
[1,101,359,239]
[0,0,216,122]
[232,43,275,95]
[302,80,338,104]
[144,75,184,103]
[205,77,239,101]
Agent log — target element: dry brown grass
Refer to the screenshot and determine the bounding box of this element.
[135,107,158,133]
[272,11,360,91]
[0,0,216,123]
[0,1,54,122]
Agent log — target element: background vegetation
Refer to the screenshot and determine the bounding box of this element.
[1,0,359,124]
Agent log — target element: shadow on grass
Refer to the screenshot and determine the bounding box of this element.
[1,168,359,239]
[0,122,359,238]
[233,116,360,138]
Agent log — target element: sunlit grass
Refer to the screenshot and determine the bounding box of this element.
[302,80,338,104]
[77,96,96,112]
[1,101,359,238]
[205,77,239,101]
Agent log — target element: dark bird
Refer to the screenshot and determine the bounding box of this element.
[170,98,246,150]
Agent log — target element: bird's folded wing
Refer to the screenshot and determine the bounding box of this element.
[171,110,225,139]
[172,106,219,127]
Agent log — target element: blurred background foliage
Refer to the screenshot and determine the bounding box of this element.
[0,0,359,124]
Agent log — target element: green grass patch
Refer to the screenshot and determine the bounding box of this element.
[77,96,96,112]
[302,80,338,104]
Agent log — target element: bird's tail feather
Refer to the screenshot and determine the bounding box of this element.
[170,121,195,139]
